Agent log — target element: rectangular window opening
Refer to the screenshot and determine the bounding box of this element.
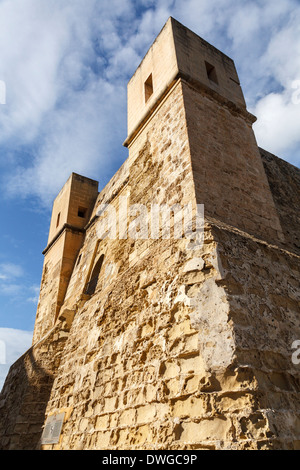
[78,207,87,218]
[56,212,61,228]
[144,73,153,103]
[205,61,218,85]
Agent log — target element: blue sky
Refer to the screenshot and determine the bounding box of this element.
[0,0,300,388]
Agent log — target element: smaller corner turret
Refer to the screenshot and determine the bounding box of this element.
[32,173,99,344]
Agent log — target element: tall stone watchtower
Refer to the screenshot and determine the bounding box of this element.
[0,18,299,451]
[124,17,283,246]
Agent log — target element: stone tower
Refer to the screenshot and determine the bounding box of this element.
[33,173,98,343]
[0,18,299,451]
[124,18,283,245]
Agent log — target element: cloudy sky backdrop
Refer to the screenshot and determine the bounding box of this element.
[0,0,299,389]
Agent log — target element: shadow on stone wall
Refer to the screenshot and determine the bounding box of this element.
[0,347,54,450]
[0,321,70,450]
[260,147,300,256]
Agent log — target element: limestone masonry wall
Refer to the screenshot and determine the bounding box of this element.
[260,148,300,256]
[212,222,300,448]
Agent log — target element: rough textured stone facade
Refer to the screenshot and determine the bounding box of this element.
[0,17,299,450]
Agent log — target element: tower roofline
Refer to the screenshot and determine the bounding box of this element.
[128,17,235,87]
[125,16,248,146]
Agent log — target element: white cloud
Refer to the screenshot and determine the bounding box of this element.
[1,283,23,296]
[0,328,33,391]
[26,285,40,305]
[0,0,134,206]
[7,76,128,206]
[0,0,71,142]
[252,90,300,163]
[0,263,23,279]
[0,263,26,298]
[250,7,300,161]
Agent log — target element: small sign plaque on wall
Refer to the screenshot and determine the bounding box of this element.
[41,412,65,445]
